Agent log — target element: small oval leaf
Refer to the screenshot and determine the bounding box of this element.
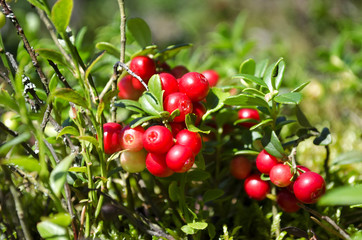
[51,0,73,33]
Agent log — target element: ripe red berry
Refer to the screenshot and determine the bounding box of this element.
[230,156,252,180]
[170,65,189,78]
[277,189,300,213]
[164,92,193,122]
[293,171,326,204]
[143,125,174,154]
[120,125,145,152]
[158,72,179,98]
[256,149,279,174]
[175,129,202,155]
[287,165,311,192]
[192,101,207,126]
[170,122,186,137]
[244,174,270,201]
[178,72,210,102]
[201,70,219,87]
[130,56,156,91]
[103,122,123,154]
[238,108,260,128]
[146,152,174,177]
[166,145,195,173]
[270,164,293,187]
[120,149,147,173]
[117,75,143,100]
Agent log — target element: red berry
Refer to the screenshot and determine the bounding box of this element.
[120,125,145,152]
[143,125,174,154]
[164,92,193,122]
[244,174,270,201]
[171,65,189,78]
[120,149,146,173]
[117,75,143,100]
[238,108,260,128]
[146,152,174,177]
[159,73,179,98]
[270,164,293,187]
[178,72,210,102]
[103,122,123,154]
[192,101,207,126]
[130,56,156,91]
[277,189,300,213]
[166,145,195,173]
[175,129,202,155]
[170,122,186,137]
[201,70,219,87]
[287,165,311,192]
[293,171,326,204]
[256,149,279,174]
[230,156,252,180]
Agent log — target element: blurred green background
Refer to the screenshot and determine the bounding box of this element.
[2,0,362,175]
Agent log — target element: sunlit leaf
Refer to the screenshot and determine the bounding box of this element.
[96,42,120,58]
[51,88,88,109]
[319,185,362,205]
[37,220,69,240]
[262,130,286,158]
[274,92,302,104]
[2,157,40,172]
[51,0,73,33]
[239,58,255,74]
[127,18,152,48]
[50,154,75,197]
[56,126,79,139]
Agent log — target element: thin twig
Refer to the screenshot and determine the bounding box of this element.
[115,61,149,91]
[48,60,72,88]
[324,145,330,181]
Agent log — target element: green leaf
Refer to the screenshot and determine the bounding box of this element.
[225,94,270,109]
[242,88,265,97]
[95,42,120,58]
[116,99,145,114]
[97,90,118,120]
[50,154,75,197]
[76,136,99,149]
[187,169,210,181]
[274,59,285,90]
[203,88,230,120]
[233,74,267,87]
[188,222,208,230]
[131,45,158,59]
[0,89,19,111]
[208,223,216,239]
[313,127,332,146]
[255,59,269,78]
[85,51,105,82]
[51,88,88,109]
[168,181,179,202]
[249,119,273,130]
[319,185,362,206]
[185,114,210,134]
[296,105,312,128]
[49,74,58,92]
[41,213,71,227]
[203,189,224,202]
[239,58,255,74]
[274,92,302,105]
[263,58,283,92]
[127,18,152,48]
[37,220,69,240]
[332,151,362,166]
[2,157,41,172]
[36,48,72,69]
[26,0,47,12]
[234,150,259,156]
[154,43,193,62]
[262,130,285,158]
[0,132,31,156]
[129,116,160,128]
[139,92,162,116]
[292,81,311,93]
[148,74,163,107]
[195,153,205,170]
[51,0,73,33]
[68,166,86,173]
[56,126,79,139]
[181,225,196,235]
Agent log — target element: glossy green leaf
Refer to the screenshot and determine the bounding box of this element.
[51,0,73,33]
[332,151,362,166]
[148,74,163,107]
[233,74,267,87]
[95,42,120,58]
[234,150,259,156]
[50,154,75,197]
[2,157,40,172]
[185,114,210,134]
[26,0,47,12]
[116,99,144,114]
[131,45,158,59]
[76,136,99,149]
[129,116,160,128]
[249,119,273,130]
[274,59,285,90]
[49,74,58,92]
[242,88,265,97]
[0,89,19,111]
[36,48,72,69]
[51,88,88,109]
[41,213,71,227]
[56,126,79,139]
[203,189,224,202]
[154,43,193,62]
[296,105,312,128]
[262,130,286,158]
[85,51,105,82]
[292,81,311,93]
[187,169,210,181]
[255,59,269,78]
[127,18,152,48]
[319,185,362,205]
[313,127,332,146]
[225,94,270,109]
[274,92,302,105]
[68,166,87,173]
[0,132,31,156]
[139,92,162,116]
[188,222,208,230]
[239,58,255,74]
[168,181,179,202]
[181,225,196,235]
[37,220,69,240]
[203,88,230,120]
[264,58,283,92]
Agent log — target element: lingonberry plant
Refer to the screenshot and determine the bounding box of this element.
[0,1,360,240]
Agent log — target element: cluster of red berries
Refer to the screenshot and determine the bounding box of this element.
[106,55,220,177]
[231,108,326,212]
